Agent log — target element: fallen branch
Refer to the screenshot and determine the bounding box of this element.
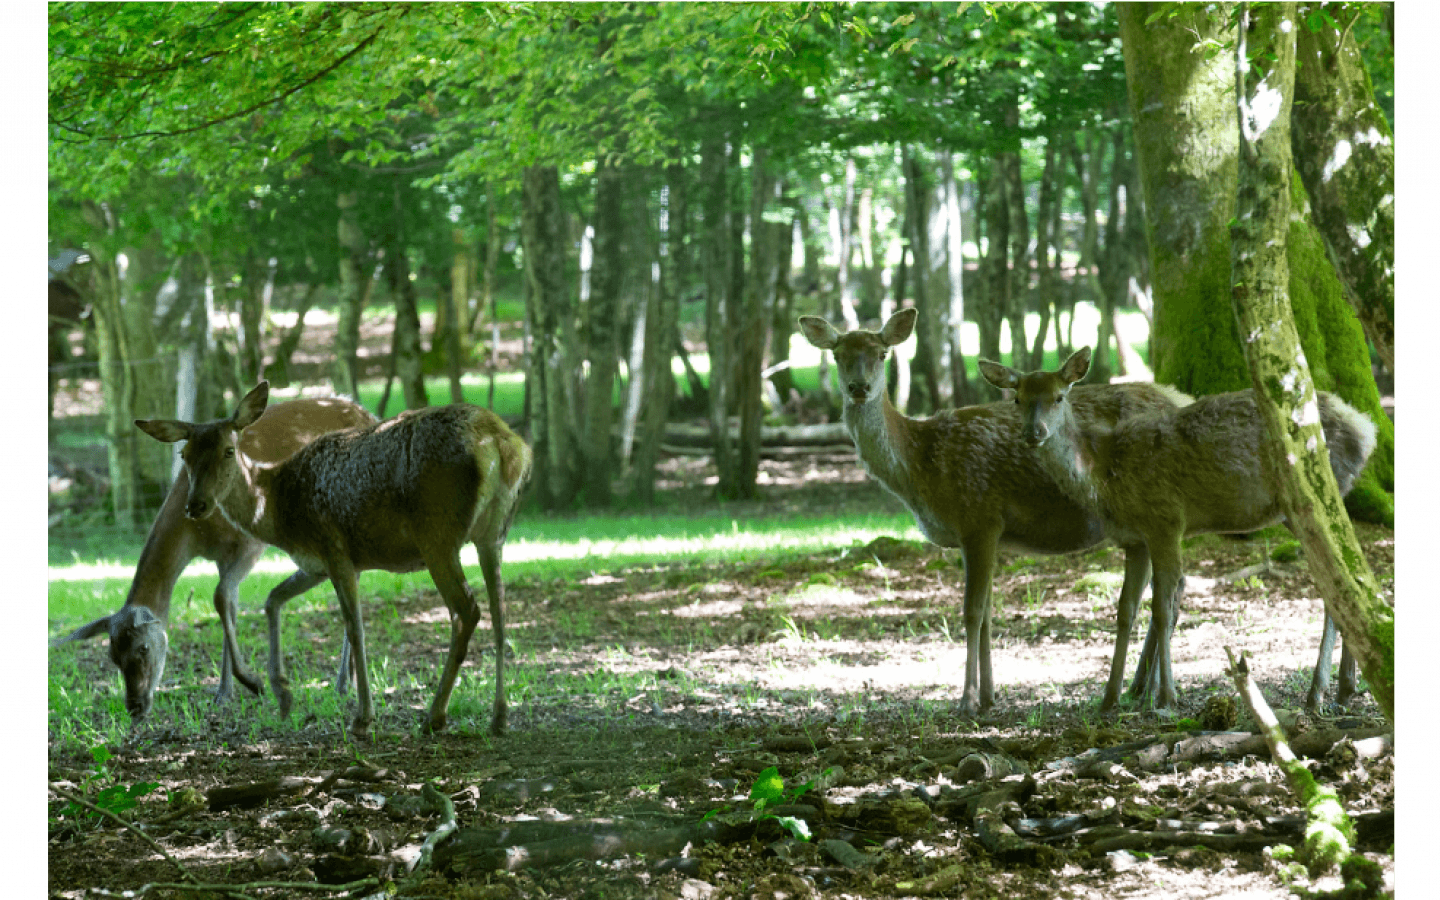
[50,784,196,884]
[410,783,458,874]
[87,877,380,899]
[1225,646,1354,875]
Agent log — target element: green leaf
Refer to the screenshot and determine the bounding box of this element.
[749,766,786,806]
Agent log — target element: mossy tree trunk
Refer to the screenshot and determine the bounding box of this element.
[700,135,738,498]
[333,189,369,401]
[1292,1,1394,372]
[582,159,625,508]
[1229,1,1392,724]
[1119,2,1392,524]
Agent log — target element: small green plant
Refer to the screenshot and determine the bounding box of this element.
[55,745,160,827]
[703,766,825,841]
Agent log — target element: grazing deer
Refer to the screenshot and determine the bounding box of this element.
[51,397,375,720]
[136,382,532,737]
[979,348,1376,710]
[798,309,1191,715]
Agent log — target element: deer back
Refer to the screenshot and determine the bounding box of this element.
[265,405,530,572]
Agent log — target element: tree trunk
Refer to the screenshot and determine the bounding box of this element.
[385,242,428,412]
[270,282,321,387]
[768,198,798,403]
[1229,1,1392,724]
[1291,1,1394,373]
[903,146,941,414]
[626,168,682,505]
[1001,141,1029,372]
[939,150,972,405]
[700,136,739,497]
[484,189,502,409]
[977,155,1008,369]
[521,164,581,510]
[333,189,368,400]
[834,157,860,330]
[1031,138,1062,370]
[583,160,625,507]
[734,148,774,499]
[1120,1,1393,524]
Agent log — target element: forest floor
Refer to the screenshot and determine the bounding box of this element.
[47,452,1395,899]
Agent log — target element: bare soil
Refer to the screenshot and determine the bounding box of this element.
[47,455,1395,899]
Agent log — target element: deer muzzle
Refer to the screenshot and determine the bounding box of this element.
[846,382,869,402]
[185,499,210,519]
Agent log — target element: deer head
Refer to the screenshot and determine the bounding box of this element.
[136,382,272,521]
[797,308,916,405]
[978,347,1093,447]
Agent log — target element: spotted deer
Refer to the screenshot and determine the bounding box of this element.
[136,382,532,736]
[979,347,1376,710]
[51,397,375,720]
[798,309,1192,715]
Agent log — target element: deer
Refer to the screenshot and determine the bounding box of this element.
[51,397,376,721]
[797,308,1192,716]
[136,381,532,737]
[978,347,1377,711]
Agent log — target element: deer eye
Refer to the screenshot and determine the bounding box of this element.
[224,447,235,458]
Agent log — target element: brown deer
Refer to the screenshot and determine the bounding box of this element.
[136,382,532,737]
[979,347,1376,710]
[51,397,375,720]
[798,309,1191,715]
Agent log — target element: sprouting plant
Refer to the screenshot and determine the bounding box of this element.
[54,744,159,827]
[702,765,830,842]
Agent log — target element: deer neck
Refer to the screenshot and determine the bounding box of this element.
[216,455,281,548]
[842,392,916,499]
[1037,406,1105,510]
[123,486,194,619]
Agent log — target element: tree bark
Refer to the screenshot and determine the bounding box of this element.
[977,155,1008,370]
[1229,1,1392,724]
[583,160,626,507]
[1119,1,1392,524]
[1030,138,1062,371]
[333,189,369,400]
[700,136,739,497]
[834,156,860,330]
[521,164,581,510]
[734,148,774,499]
[903,146,941,413]
[1291,2,1394,373]
[939,150,972,405]
[384,240,428,412]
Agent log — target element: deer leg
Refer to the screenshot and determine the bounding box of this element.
[1101,543,1151,711]
[212,545,265,703]
[957,530,1000,717]
[263,569,328,718]
[327,561,372,737]
[477,541,508,735]
[1137,537,1184,710]
[421,548,481,736]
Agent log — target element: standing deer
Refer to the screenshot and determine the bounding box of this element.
[798,309,1191,715]
[51,397,375,720]
[136,382,532,736]
[979,347,1376,710]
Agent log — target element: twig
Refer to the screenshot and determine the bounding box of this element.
[89,877,380,899]
[50,783,197,884]
[411,783,459,874]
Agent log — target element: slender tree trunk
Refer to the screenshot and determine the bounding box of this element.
[977,155,1008,369]
[1031,138,1061,370]
[940,151,972,405]
[1000,135,1029,370]
[583,160,625,507]
[835,157,860,330]
[484,190,502,409]
[333,190,368,400]
[734,148,773,498]
[521,164,581,509]
[385,244,428,411]
[270,282,321,386]
[903,146,941,413]
[700,137,738,496]
[1291,1,1394,372]
[1230,1,1391,724]
[769,198,798,402]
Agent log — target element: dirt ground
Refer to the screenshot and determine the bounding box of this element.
[46,452,1395,900]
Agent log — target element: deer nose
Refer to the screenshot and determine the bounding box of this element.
[1022,423,1049,446]
[846,381,868,401]
[185,500,209,519]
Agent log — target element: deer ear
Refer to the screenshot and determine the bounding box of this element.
[881,307,917,345]
[232,382,271,430]
[1059,348,1092,385]
[977,359,1020,392]
[135,419,192,444]
[796,316,839,350]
